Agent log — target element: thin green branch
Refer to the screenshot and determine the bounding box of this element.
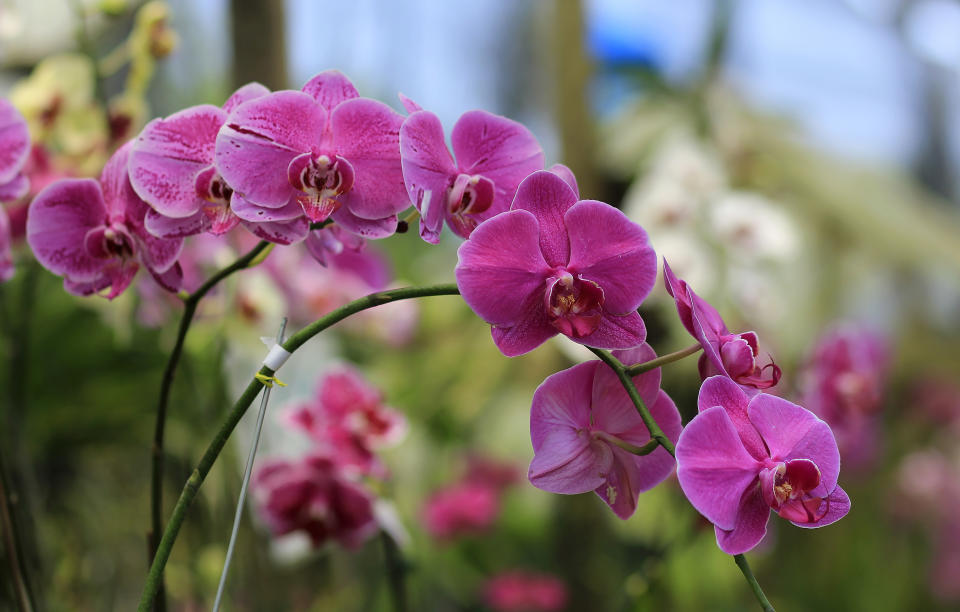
[589,347,775,612]
[623,343,701,376]
[0,450,34,612]
[735,554,776,611]
[138,283,460,611]
[380,530,409,612]
[147,239,272,611]
[587,347,675,455]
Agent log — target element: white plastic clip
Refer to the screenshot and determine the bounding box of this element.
[263,344,291,371]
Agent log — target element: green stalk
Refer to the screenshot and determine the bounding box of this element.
[147,240,272,611]
[138,283,460,610]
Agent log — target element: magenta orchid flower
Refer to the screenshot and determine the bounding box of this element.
[422,481,500,540]
[400,108,544,243]
[0,99,30,202]
[456,170,656,356]
[663,259,781,390]
[675,375,850,555]
[215,70,407,238]
[128,83,311,245]
[253,452,378,549]
[27,142,183,298]
[528,344,681,519]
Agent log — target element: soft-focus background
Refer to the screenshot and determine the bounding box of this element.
[2,0,960,610]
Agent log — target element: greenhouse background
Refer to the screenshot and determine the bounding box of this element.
[1,0,960,610]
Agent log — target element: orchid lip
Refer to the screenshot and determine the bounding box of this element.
[195,165,234,205]
[544,271,605,338]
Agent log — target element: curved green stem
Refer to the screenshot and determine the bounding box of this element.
[587,347,675,455]
[735,554,775,611]
[623,343,701,376]
[588,347,775,611]
[147,240,272,610]
[138,283,460,611]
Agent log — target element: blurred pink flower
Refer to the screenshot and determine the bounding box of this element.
[422,454,521,540]
[799,326,889,470]
[253,452,378,549]
[260,240,418,345]
[0,99,31,203]
[483,571,568,612]
[422,481,500,540]
[288,365,406,478]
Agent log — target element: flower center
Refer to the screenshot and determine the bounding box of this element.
[760,459,828,524]
[288,153,356,223]
[194,166,239,235]
[84,224,136,260]
[545,272,604,338]
[443,173,496,236]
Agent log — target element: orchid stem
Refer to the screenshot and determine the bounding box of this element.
[380,530,409,612]
[735,554,775,611]
[587,348,675,455]
[147,239,272,611]
[623,343,701,376]
[138,283,461,611]
[588,347,775,612]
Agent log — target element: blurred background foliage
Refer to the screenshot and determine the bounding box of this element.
[2,0,960,610]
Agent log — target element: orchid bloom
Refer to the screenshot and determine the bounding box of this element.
[0,99,31,202]
[399,107,544,243]
[128,83,312,245]
[0,99,31,281]
[253,452,378,549]
[215,70,407,238]
[528,344,681,519]
[663,259,781,390]
[422,481,500,540]
[27,142,183,298]
[675,376,850,555]
[483,571,568,612]
[456,170,656,356]
[288,366,406,478]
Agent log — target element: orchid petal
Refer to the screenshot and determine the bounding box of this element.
[216,90,325,207]
[565,200,657,313]
[714,485,770,555]
[676,405,763,531]
[400,110,456,243]
[128,105,225,218]
[330,98,407,219]
[451,110,544,219]
[511,171,578,267]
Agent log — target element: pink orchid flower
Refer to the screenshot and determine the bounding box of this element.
[676,376,850,555]
[0,99,31,281]
[253,452,378,549]
[399,107,544,243]
[528,344,681,519]
[662,259,781,390]
[0,99,30,202]
[27,142,183,298]
[288,366,406,478]
[129,83,312,245]
[215,70,407,238]
[422,481,501,540]
[456,170,656,356]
